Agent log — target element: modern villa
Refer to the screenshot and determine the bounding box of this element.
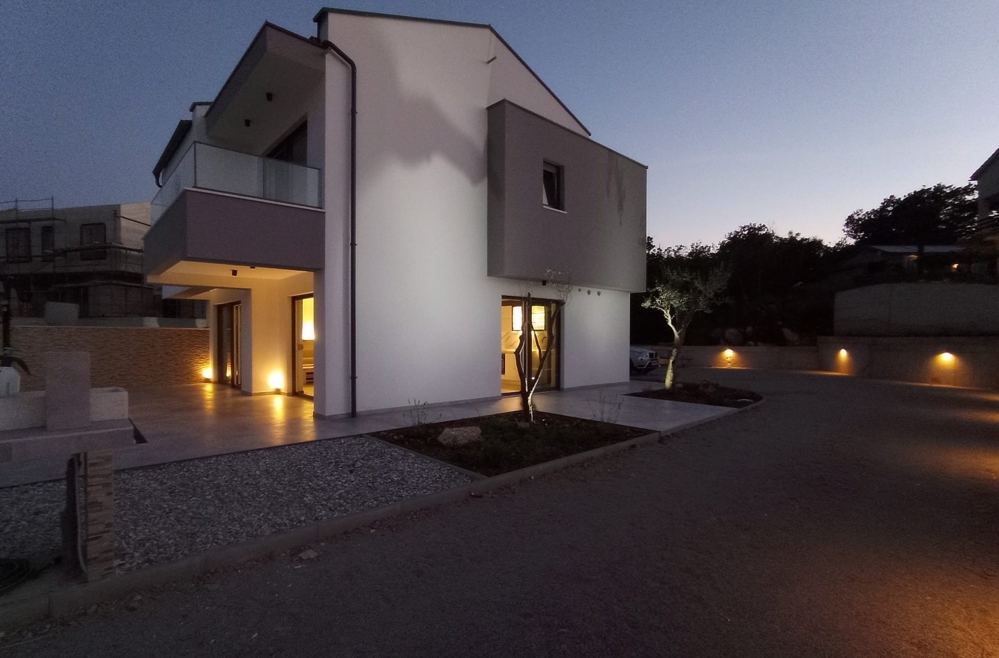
[144,8,648,418]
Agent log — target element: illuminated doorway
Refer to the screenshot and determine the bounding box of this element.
[501,297,560,395]
[292,294,315,398]
[216,302,241,388]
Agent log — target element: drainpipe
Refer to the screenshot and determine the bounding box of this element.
[318,39,358,418]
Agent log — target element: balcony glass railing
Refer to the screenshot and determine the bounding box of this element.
[151,142,321,223]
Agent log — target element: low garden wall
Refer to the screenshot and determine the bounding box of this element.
[816,336,999,390]
[670,338,999,390]
[9,326,209,392]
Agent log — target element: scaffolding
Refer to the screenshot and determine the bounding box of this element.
[0,197,164,318]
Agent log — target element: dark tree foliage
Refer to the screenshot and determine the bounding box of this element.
[843,184,980,246]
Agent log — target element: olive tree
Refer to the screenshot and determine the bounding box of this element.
[642,266,728,390]
[515,270,572,422]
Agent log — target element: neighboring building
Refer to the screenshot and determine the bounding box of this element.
[144,8,648,417]
[971,147,999,273]
[0,200,204,320]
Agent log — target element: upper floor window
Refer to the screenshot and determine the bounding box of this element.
[80,223,107,261]
[543,161,564,211]
[41,225,55,261]
[5,228,30,263]
[268,122,308,166]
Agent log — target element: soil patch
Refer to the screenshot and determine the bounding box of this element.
[628,381,762,408]
[372,412,649,477]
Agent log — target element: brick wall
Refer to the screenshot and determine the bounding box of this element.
[10,326,209,391]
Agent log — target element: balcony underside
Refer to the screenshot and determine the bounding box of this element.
[144,188,324,278]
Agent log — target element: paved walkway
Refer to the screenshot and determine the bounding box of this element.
[0,381,724,487]
[4,369,997,656]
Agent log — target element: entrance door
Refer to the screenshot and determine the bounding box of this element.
[292,294,315,398]
[501,296,560,395]
[216,302,241,388]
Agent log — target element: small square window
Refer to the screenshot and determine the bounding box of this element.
[80,223,107,261]
[5,228,31,263]
[542,161,564,210]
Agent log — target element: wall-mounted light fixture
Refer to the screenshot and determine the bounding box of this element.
[838,348,848,357]
[268,371,284,392]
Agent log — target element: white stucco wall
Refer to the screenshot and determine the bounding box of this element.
[320,13,629,412]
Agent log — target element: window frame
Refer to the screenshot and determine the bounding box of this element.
[40,225,55,261]
[5,227,31,263]
[80,222,107,261]
[542,161,565,211]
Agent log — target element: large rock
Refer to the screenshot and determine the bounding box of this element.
[437,426,483,447]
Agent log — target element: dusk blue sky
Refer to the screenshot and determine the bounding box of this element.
[2,0,996,248]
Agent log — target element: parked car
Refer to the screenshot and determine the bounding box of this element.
[629,346,659,374]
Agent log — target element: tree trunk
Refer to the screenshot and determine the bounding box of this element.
[664,347,678,391]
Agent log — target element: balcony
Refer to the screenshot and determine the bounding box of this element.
[144,142,325,278]
[151,142,321,223]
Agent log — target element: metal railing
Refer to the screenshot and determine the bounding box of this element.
[151,142,321,223]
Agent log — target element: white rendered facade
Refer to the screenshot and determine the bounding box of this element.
[145,9,646,417]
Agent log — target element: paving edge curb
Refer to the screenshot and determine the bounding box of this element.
[0,429,663,631]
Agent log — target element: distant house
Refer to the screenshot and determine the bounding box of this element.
[825,244,970,291]
[0,200,204,320]
[143,8,648,417]
[971,147,999,272]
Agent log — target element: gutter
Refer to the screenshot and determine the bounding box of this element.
[316,39,358,418]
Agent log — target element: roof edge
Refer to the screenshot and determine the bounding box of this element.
[313,7,591,137]
[488,99,646,169]
[152,120,193,181]
[971,146,999,181]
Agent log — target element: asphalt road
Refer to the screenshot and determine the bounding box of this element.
[3,369,998,657]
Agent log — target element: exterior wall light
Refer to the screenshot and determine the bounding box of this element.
[838,349,848,357]
[268,371,284,392]
[723,349,734,358]
[940,352,954,362]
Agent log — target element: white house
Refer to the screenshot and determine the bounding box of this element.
[144,8,648,417]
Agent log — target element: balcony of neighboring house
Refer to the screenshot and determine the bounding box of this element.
[144,22,327,284]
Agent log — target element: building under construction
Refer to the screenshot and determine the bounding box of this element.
[0,198,203,320]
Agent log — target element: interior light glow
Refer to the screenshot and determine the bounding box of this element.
[301,297,315,340]
[532,306,546,331]
[201,367,213,380]
[268,371,284,391]
[512,305,523,331]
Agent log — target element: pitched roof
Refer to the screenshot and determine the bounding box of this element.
[313,7,590,136]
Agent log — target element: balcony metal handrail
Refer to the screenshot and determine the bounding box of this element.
[151,142,321,223]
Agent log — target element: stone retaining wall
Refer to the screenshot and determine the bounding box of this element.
[9,326,209,391]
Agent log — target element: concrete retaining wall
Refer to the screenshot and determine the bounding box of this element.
[817,336,999,390]
[677,346,821,371]
[835,283,999,336]
[9,326,209,391]
[674,338,999,390]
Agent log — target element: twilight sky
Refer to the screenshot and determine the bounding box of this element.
[2,0,997,248]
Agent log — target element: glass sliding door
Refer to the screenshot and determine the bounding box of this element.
[216,302,241,388]
[501,296,560,395]
[292,294,315,398]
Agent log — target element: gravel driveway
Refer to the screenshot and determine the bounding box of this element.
[3,369,998,657]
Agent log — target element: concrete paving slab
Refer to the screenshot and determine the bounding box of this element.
[0,381,729,487]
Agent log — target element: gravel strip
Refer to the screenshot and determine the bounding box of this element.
[0,436,471,573]
[0,481,64,561]
[113,436,472,571]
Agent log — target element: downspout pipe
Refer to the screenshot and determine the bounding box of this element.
[319,39,358,418]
